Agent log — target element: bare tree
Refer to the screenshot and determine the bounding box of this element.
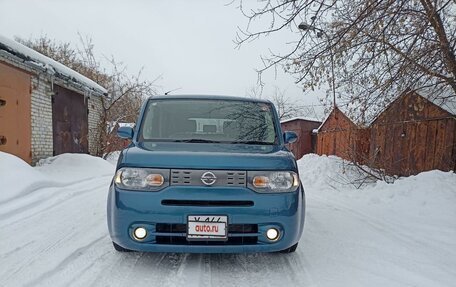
[234,0,456,123]
[17,35,160,156]
[269,86,318,120]
[246,85,319,120]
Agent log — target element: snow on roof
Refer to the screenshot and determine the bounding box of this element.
[118,122,135,128]
[280,116,322,124]
[0,34,107,95]
[421,91,456,116]
[316,110,333,132]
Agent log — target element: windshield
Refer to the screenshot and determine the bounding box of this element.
[139,99,277,144]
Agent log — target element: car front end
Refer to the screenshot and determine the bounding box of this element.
[107,96,305,253]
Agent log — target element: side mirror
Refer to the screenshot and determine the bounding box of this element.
[117,126,134,139]
[283,131,298,144]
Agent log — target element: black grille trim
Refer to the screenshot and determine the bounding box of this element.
[161,200,254,207]
[154,224,258,245]
[156,223,258,234]
[170,169,246,187]
[156,236,258,245]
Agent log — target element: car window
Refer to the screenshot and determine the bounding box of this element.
[139,99,277,144]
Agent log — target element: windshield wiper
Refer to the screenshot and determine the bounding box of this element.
[229,140,274,145]
[172,139,221,143]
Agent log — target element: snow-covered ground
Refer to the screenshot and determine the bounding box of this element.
[0,151,455,287]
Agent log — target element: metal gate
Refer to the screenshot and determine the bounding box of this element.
[52,85,88,155]
[0,62,31,163]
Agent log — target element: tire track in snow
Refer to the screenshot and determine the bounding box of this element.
[312,193,456,268]
[88,252,190,287]
[0,177,110,227]
[0,173,113,206]
[0,177,109,285]
[22,235,106,287]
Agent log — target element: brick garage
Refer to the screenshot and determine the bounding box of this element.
[0,35,106,165]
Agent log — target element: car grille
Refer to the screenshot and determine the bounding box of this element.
[170,169,246,187]
[161,200,254,207]
[155,223,258,245]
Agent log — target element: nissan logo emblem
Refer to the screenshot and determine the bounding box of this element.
[201,171,217,186]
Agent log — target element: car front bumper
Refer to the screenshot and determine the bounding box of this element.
[107,184,305,253]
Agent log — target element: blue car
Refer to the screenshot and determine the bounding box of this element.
[107,95,305,253]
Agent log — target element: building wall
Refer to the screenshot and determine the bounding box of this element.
[316,108,370,164]
[1,52,105,164]
[88,95,103,156]
[281,119,321,159]
[30,74,53,165]
[0,61,32,163]
[369,91,455,176]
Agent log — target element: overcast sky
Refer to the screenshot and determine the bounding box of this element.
[0,0,325,117]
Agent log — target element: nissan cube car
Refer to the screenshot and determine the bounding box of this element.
[107,95,305,253]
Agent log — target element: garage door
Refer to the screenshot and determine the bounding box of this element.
[52,85,88,155]
[0,62,31,163]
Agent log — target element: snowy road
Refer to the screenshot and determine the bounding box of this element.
[1,153,455,287]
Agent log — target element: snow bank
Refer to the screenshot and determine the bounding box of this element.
[299,154,456,217]
[0,152,115,202]
[298,153,382,188]
[0,152,50,202]
[35,153,115,183]
[299,154,456,269]
[104,151,121,165]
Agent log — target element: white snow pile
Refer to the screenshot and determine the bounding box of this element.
[300,153,456,226]
[0,152,50,202]
[104,150,121,165]
[299,154,456,287]
[35,153,115,183]
[0,152,114,202]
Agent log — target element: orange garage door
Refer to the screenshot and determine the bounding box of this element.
[0,62,31,163]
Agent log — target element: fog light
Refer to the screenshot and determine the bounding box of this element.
[133,227,147,240]
[266,228,279,241]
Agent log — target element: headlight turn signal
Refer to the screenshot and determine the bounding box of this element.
[114,168,169,191]
[249,171,300,193]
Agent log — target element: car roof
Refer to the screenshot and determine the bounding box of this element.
[149,94,272,104]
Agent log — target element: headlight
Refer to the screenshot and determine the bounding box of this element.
[248,171,300,193]
[114,168,169,191]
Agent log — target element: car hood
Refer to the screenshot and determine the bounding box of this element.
[120,142,296,171]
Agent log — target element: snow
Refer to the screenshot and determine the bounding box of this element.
[0,152,455,287]
[0,34,107,94]
[280,116,322,124]
[426,95,456,116]
[118,122,135,128]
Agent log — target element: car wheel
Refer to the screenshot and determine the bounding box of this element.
[278,243,298,253]
[112,242,132,252]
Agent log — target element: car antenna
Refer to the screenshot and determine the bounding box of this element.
[164,87,182,95]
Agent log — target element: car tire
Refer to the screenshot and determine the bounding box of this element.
[112,242,132,252]
[278,243,298,253]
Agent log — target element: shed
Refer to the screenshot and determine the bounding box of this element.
[369,90,455,176]
[316,106,370,163]
[280,117,321,159]
[0,34,107,164]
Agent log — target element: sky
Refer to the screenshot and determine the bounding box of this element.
[0,0,325,117]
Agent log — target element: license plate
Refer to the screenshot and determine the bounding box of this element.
[187,215,228,241]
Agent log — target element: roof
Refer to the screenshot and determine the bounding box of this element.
[280,116,322,124]
[149,94,273,104]
[0,34,107,95]
[423,93,456,115]
[316,105,358,132]
[368,89,456,125]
